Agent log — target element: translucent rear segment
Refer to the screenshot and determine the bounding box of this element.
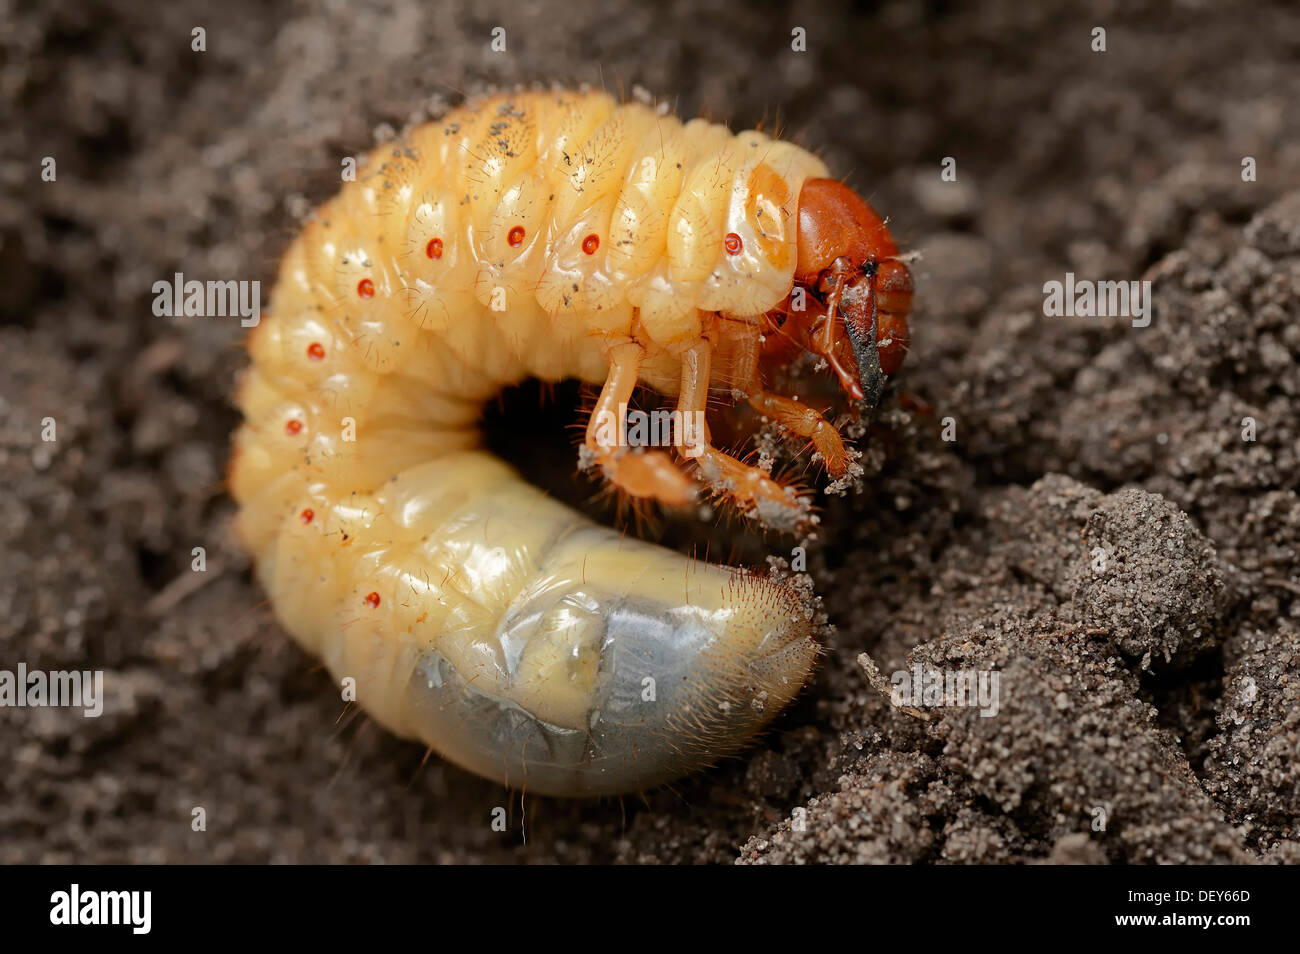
[398,525,820,796]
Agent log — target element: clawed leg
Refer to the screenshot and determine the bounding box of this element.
[674,341,807,526]
[746,390,849,476]
[734,321,851,476]
[811,270,866,402]
[583,341,697,507]
[583,336,823,528]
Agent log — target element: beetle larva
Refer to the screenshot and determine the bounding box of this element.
[230,87,913,796]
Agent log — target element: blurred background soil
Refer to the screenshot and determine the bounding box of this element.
[2,0,1298,863]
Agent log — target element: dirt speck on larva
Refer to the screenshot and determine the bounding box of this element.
[5,0,1300,863]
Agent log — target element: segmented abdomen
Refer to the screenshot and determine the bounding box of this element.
[230,89,823,796]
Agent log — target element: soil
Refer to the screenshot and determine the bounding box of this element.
[3,0,1298,863]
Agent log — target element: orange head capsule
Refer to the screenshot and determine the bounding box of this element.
[790,178,913,407]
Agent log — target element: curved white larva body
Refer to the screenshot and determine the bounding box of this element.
[231,89,827,796]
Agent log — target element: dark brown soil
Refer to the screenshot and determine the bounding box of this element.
[3,0,1298,863]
